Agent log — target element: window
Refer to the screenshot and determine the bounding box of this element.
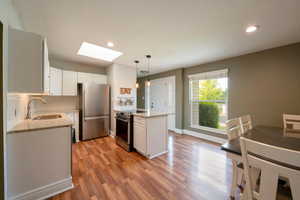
[189,69,228,133]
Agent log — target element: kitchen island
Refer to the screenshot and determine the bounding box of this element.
[132,111,168,159]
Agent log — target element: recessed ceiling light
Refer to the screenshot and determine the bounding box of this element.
[246,25,259,33]
[77,42,123,62]
[107,42,114,47]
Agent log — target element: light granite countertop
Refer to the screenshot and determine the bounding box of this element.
[34,109,79,114]
[8,113,73,134]
[132,111,168,118]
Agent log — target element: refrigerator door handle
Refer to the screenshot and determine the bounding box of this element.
[84,116,109,121]
[82,84,86,118]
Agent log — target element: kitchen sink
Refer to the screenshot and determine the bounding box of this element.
[32,114,62,120]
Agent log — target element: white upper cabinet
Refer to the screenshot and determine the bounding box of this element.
[8,27,50,94]
[43,39,50,94]
[78,72,107,84]
[62,70,77,96]
[50,67,62,96]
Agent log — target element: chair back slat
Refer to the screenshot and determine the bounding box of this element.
[240,137,300,200]
[240,115,252,133]
[242,137,300,168]
[283,114,300,130]
[226,118,242,141]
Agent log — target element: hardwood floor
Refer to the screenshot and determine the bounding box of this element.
[49,132,233,200]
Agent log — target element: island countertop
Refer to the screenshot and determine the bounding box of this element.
[132,111,168,118]
[8,113,73,134]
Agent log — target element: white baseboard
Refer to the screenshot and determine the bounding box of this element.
[182,129,227,144]
[9,177,73,200]
[172,128,183,134]
[149,151,168,159]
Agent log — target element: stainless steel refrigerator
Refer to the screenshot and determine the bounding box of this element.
[79,83,110,140]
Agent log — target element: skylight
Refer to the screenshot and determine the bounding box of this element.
[77,42,123,62]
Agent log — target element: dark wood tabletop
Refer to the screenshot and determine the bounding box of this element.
[221,126,300,155]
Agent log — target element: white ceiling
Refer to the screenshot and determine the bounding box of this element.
[13,0,300,74]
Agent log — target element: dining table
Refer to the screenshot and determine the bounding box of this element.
[221,125,300,156]
[221,125,300,199]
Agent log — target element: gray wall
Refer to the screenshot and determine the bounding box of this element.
[137,69,184,129]
[138,42,300,139]
[49,57,107,74]
[184,42,300,138]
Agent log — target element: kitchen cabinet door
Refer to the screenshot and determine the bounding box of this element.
[43,39,50,94]
[62,70,78,96]
[50,67,62,96]
[91,74,107,84]
[8,28,45,93]
[78,72,107,84]
[134,123,147,155]
[77,72,89,84]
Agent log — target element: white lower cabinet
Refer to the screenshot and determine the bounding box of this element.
[7,127,73,199]
[133,115,168,159]
[134,123,147,155]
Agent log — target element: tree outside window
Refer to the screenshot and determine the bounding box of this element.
[197,78,228,129]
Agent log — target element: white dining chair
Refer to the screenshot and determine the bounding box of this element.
[240,115,252,134]
[226,118,243,140]
[240,137,300,200]
[226,118,244,199]
[283,114,300,131]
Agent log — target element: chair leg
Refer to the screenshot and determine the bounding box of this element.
[237,168,244,186]
[290,177,300,200]
[230,161,238,199]
[250,167,260,190]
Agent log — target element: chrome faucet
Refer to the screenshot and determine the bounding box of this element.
[25,97,47,120]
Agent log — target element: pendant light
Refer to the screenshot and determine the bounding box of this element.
[146,55,151,87]
[135,60,140,88]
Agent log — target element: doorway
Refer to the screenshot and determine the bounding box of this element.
[147,76,176,131]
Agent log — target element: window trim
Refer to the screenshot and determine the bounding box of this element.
[190,124,226,135]
[188,69,229,135]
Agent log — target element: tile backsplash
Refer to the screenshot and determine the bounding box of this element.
[31,96,78,113]
[7,94,29,131]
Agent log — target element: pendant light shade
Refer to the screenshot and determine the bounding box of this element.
[135,60,140,88]
[146,55,151,87]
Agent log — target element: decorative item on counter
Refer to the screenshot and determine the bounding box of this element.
[120,88,132,95]
[118,97,125,106]
[125,98,134,106]
[117,97,135,106]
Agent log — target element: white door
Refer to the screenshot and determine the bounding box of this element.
[50,67,62,96]
[149,76,176,131]
[62,70,78,96]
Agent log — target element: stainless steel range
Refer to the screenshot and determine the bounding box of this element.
[115,111,134,151]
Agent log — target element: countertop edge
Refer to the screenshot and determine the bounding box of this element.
[7,113,73,134]
[132,113,169,118]
[8,124,72,134]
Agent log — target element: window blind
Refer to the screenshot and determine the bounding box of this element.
[188,69,228,81]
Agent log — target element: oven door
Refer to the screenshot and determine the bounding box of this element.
[116,118,129,143]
